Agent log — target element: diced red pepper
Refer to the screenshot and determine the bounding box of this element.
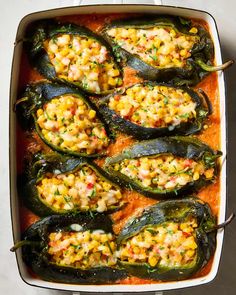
[184,159,193,168]
[87,183,94,189]
[101,127,106,134]
[183,231,191,237]
[170,176,177,182]
[70,106,76,116]
[49,241,57,247]
[114,95,120,101]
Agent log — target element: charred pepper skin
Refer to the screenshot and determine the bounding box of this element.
[103,15,233,86]
[98,82,210,139]
[105,136,222,199]
[117,197,216,281]
[15,213,127,284]
[25,20,123,95]
[18,152,124,216]
[16,82,111,157]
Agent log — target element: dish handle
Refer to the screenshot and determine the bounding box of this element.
[63,0,163,6]
[112,0,163,4]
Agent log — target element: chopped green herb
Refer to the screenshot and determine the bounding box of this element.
[179,113,190,119]
[113,44,121,51]
[54,188,60,196]
[71,244,81,250]
[147,84,154,90]
[146,228,156,234]
[90,186,97,198]
[51,36,58,44]
[89,211,95,218]
[81,168,86,175]
[83,82,89,90]
[167,229,174,235]
[64,195,72,203]
[106,241,113,254]
[149,54,158,61]
[45,110,52,120]
[117,77,123,85]
[163,97,169,105]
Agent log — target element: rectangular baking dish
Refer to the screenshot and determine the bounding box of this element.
[9,3,227,293]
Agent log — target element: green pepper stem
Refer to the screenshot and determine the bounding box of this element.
[198,89,213,115]
[216,213,235,230]
[14,97,29,111]
[196,59,234,72]
[10,240,39,252]
[206,213,235,233]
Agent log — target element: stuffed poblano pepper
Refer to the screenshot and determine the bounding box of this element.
[11,213,127,284]
[16,82,110,157]
[103,15,233,85]
[26,20,123,95]
[19,152,125,216]
[117,197,217,281]
[98,82,210,139]
[105,136,221,198]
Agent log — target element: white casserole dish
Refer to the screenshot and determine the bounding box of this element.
[9,3,227,292]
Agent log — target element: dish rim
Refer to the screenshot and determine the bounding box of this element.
[9,3,227,292]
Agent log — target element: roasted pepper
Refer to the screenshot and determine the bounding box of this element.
[117,197,216,280]
[19,152,125,216]
[103,15,233,85]
[105,136,221,198]
[11,213,127,284]
[25,20,123,95]
[16,82,110,157]
[98,82,210,139]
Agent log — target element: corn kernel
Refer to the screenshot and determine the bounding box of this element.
[180,49,187,57]
[189,27,198,34]
[193,171,200,181]
[133,247,140,254]
[37,109,44,116]
[148,256,158,267]
[60,48,69,57]
[109,68,120,77]
[108,77,117,86]
[183,237,197,249]
[205,168,214,179]
[170,29,177,37]
[186,249,195,257]
[88,109,96,119]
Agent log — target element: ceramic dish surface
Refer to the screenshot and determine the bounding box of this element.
[9,3,226,292]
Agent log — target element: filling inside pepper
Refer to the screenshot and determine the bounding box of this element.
[107,26,199,68]
[44,34,122,93]
[118,218,198,268]
[108,85,197,127]
[48,229,117,269]
[37,166,123,212]
[36,94,109,155]
[113,155,214,190]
